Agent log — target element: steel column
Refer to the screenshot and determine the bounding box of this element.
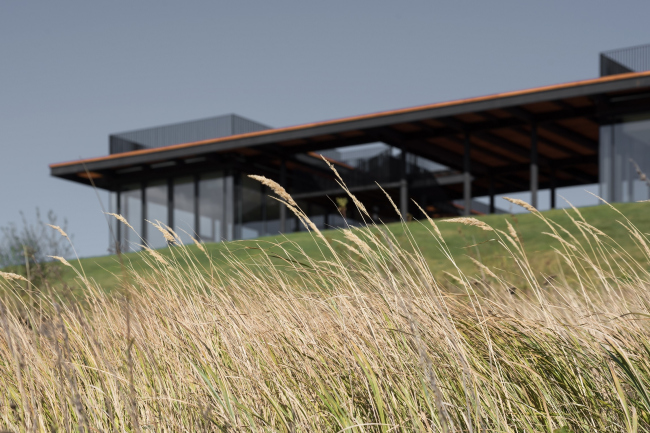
[279,159,287,233]
[142,182,147,245]
[261,181,267,236]
[463,132,471,216]
[194,175,200,239]
[550,168,556,209]
[489,177,495,214]
[167,178,174,235]
[530,123,539,208]
[116,187,122,253]
[221,171,229,241]
[400,146,408,219]
[400,179,408,219]
[235,172,243,239]
[610,125,616,202]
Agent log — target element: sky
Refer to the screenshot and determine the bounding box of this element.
[2,1,650,257]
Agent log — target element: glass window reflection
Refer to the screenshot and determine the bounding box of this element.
[145,180,168,250]
[119,184,142,252]
[173,177,195,245]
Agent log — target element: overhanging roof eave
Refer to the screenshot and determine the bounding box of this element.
[50,71,650,177]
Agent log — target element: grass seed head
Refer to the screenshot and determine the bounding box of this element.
[47,224,68,238]
[107,212,135,232]
[48,255,72,267]
[248,175,297,208]
[0,271,28,282]
[149,221,176,244]
[503,197,538,213]
[442,217,493,231]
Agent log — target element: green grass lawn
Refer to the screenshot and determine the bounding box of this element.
[49,200,650,294]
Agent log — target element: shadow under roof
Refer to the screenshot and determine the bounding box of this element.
[50,70,650,196]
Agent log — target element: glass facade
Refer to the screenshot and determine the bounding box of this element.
[198,172,234,242]
[108,191,119,253]
[600,116,650,203]
[110,171,240,251]
[145,180,168,250]
[239,175,264,240]
[173,177,195,245]
[119,184,142,252]
[265,186,281,236]
[109,169,356,251]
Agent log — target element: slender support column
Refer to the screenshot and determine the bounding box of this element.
[399,146,408,219]
[194,175,200,239]
[279,159,287,233]
[167,178,174,235]
[235,172,243,239]
[261,182,267,235]
[221,171,229,241]
[550,168,557,209]
[609,125,616,202]
[489,176,495,214]
[116,188,122,253]
[463,132,472,216]
[142,182,148,245]
[530,123,539,209]
[400,179,408,220]
[628,159,634,202]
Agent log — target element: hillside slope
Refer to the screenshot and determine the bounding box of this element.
[50,201,650,294]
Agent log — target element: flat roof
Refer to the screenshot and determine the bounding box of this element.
[50,70,650,196]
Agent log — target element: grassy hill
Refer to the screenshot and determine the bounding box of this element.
[50,200,650,294]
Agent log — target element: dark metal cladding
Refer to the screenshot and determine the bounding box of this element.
[109,114,270,154]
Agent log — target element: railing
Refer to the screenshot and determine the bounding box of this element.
[600,44,650,76]
[292,149,451,195]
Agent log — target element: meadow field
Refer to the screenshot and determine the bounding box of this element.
[2,177,650,432]
[53,200,650,296]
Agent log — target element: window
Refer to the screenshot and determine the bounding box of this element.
[173,177,196,245]
[198,172,234,242]
[240,175,264,240]
[600,116,650,203]
[119,184,142,252]
[145,180,168,249]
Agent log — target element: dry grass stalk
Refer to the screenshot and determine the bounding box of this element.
[319,157,371,219]
[2,174,650,432]
[0,208,648,431]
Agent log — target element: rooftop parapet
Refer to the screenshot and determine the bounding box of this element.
[109,114,270,154]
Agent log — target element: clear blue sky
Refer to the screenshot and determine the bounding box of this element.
[2,1,650,257]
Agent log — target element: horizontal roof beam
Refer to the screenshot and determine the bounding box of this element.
[504,107,598,151]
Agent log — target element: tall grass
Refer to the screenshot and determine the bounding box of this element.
[2,181,650,431]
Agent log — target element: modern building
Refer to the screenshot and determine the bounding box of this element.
[50,44,650,251]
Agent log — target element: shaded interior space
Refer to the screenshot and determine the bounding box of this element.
[50,45,650,252]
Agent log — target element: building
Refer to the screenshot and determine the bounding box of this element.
[50,44,650,251]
